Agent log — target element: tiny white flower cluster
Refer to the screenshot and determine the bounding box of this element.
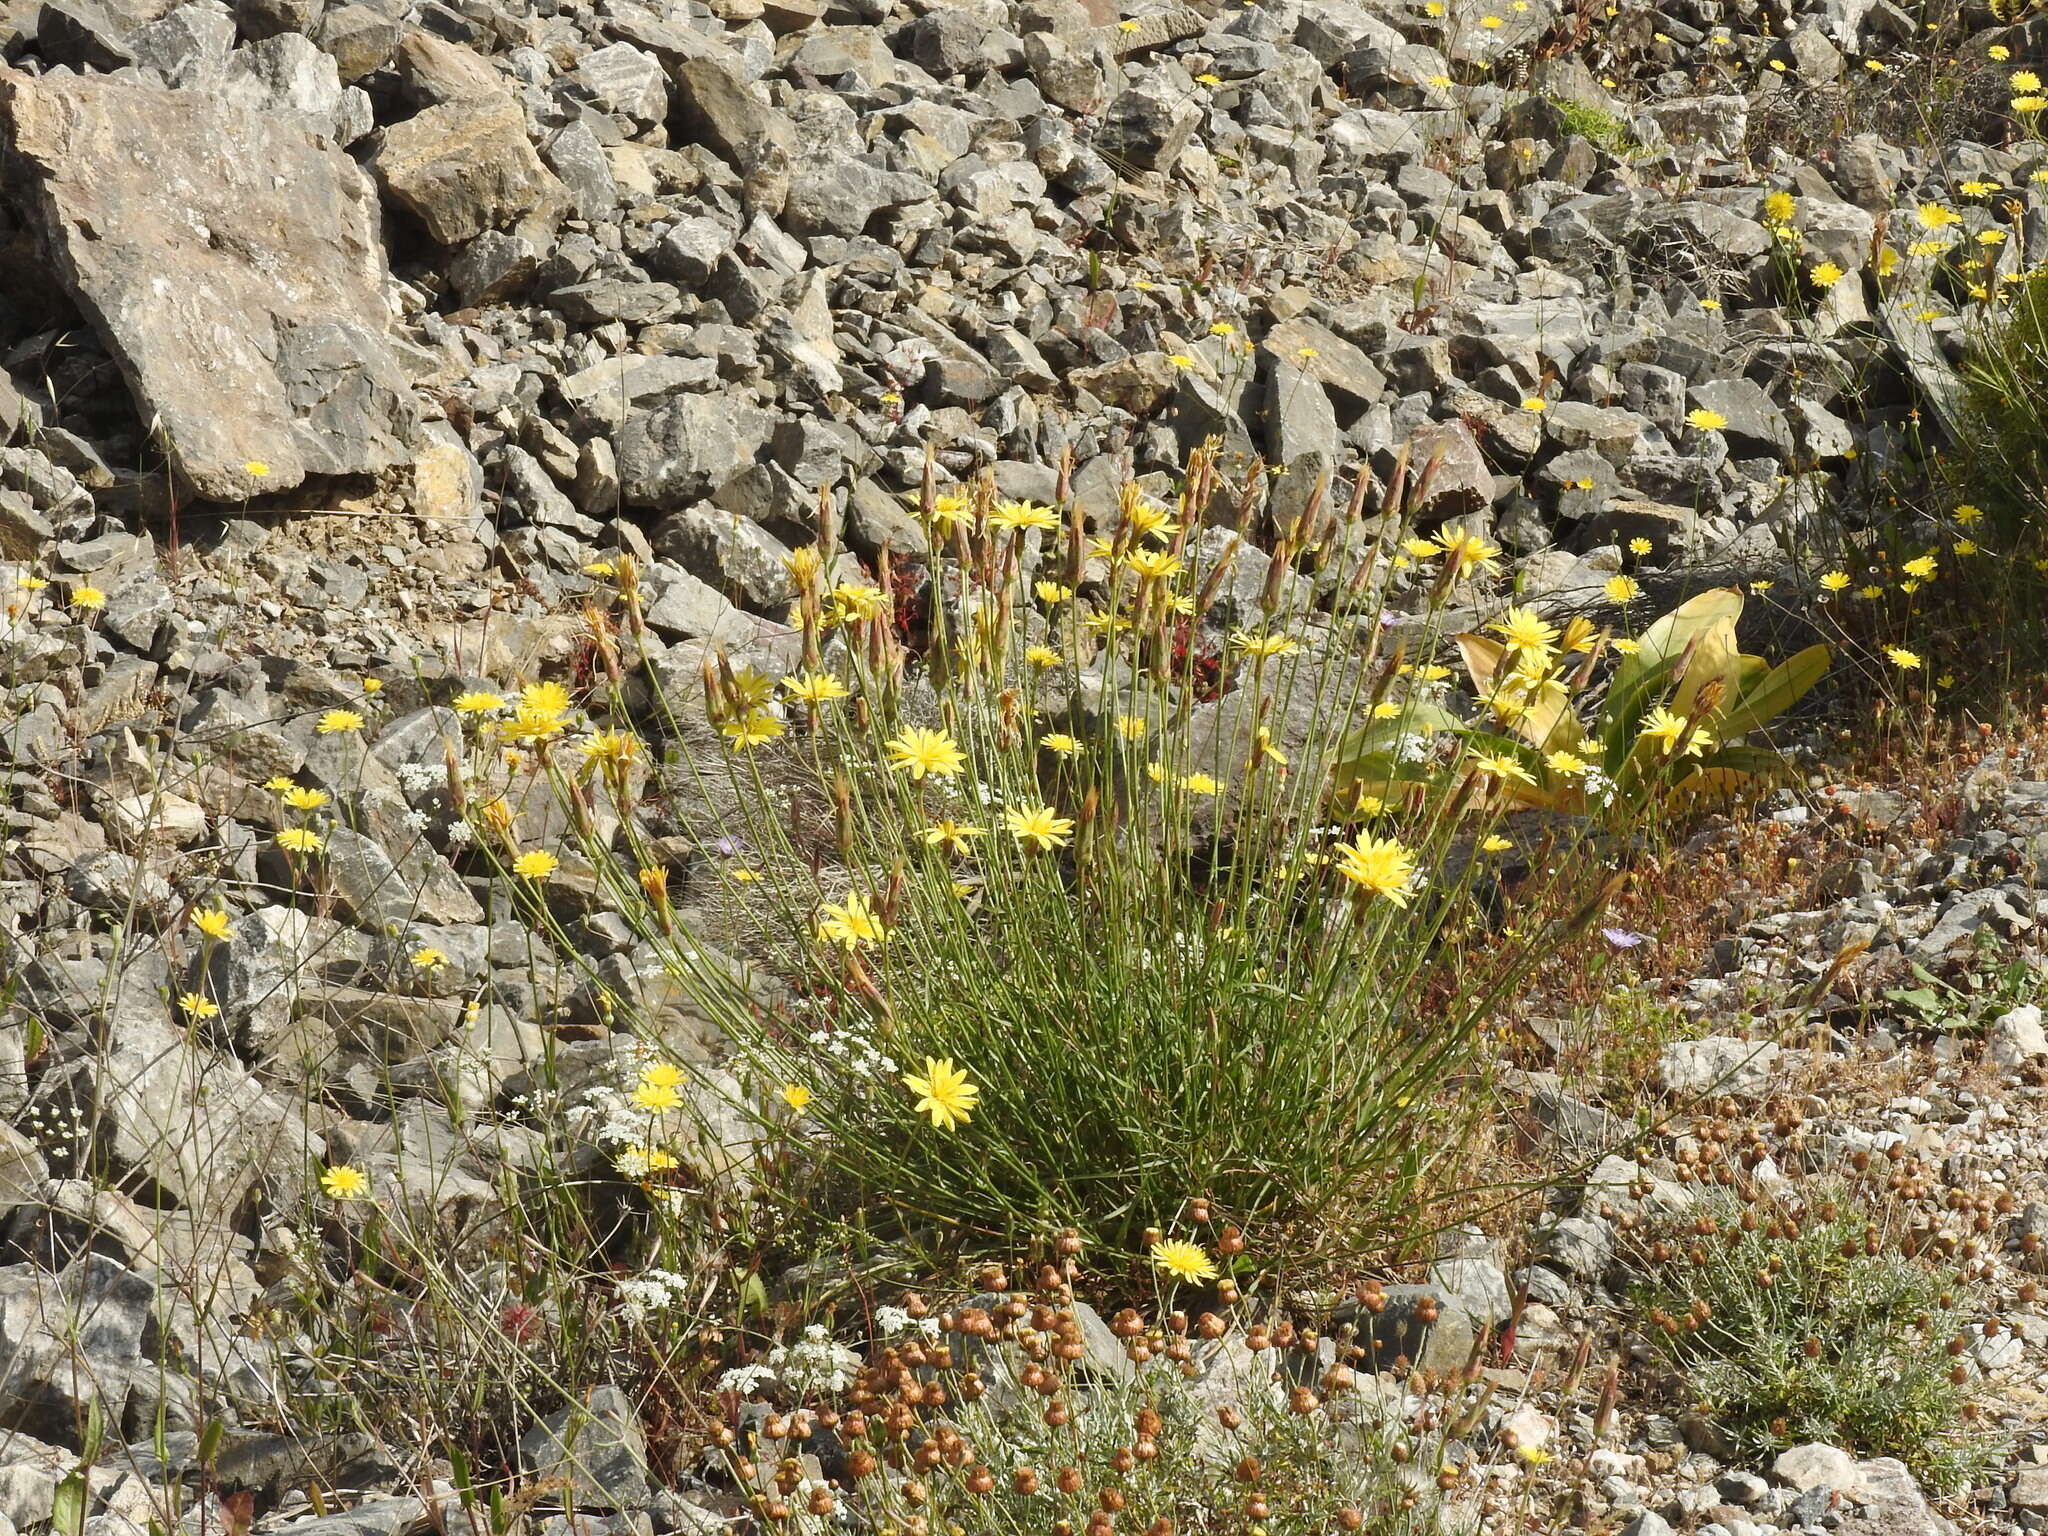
[1396,732,1432,763]
[806,1027,897,1082]
[579,1082,659,1149]
[873,1305,938,1339]
[616,1267,694,1321]
[445,819,475,844]
[767,1324,861,1395]
[715,1363,776,1396]
[396,761,443,793]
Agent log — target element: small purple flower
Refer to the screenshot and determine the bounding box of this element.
[1601,927,1647,949]
[1379,611,1400,630]
[715,835,749,857]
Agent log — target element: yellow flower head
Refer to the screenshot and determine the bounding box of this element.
[1820,570,1851,592]
[1231,629,1302,658]
[1026,645,1062,668]
[1603,575,1641,604]
[1040,733,1081,757]
[179,992,219,1018]
[277,828,326,854]
[780,1084,813,1113]
[282,786,329,811]
[902,1056,979,1131]
[321,1164,369,1201]
[923,818,987,857]
[454,691,504,715]
[720,713,784,751]
[1684,408,1728,432]
[886,726,968,781]
[317,708,365,735]
[1885,645,1921,670]
[1005,804,1076,852]
[512,850,559,880]
[1151,1239,1219,1283]
[782,671,850,706]
[192,908,233,941]
[1333,834,1417,906]
[1638,706,1711,756]
[1490,605,1560,657]
[817,891,888,950]
[70,585,106,610]
[992,500,1060,533]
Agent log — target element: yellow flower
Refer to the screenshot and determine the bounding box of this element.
[454,691,504,715]
[1917,202,1961,229]
[1209,321,1236,337]
[1126,548,1184,581]
[633,1081,683,1112]
[1481,835,1513,853]
[1180,773,1222,795]
[817,891,888,949]
[321,1164,370,1200]
[886,726,968,781]
[282,786,329,811]
[1491,605,1559,657]
[179,991,218,1018]
[317,708,365,734]
[583,729,640,767]
[192,908,233,941]
[1955,538,1978,556]
[1809,261,1845,288]
[615,1144,679,1177]
[831,583,888,622]
[1196,70,1222,84]
[1472,753,1535,786]
[1901,554,1938,580]
[1955,503,1983,525]
[1638,706,1711,756]
[1885,646,1921,670]
[1036,580,1074,603]
[642,1062,684,1089]
[411,948,447,969]
[1820,570,1850,592]
[782,671,850,705]
[1040,733,1081,757]
[1684,408,1728,432]
[582,559,616,577]
[785,545,824,587]
[1433,525,1502,578]
[720,713,784,751]
[1763,190,1796,224]
[2013,70,2043,91]
[1545,750,1588,777]
[1519,395,1546,411]
[244,460,271,477]
[1603,575,1641,604]
[512,850,559,880]
[70,585,106,610]
[277,828,325,854]
[1115,714,1148,740]
[991,499,1060,532]
[903,1057,979,1131]
[1166,352,1196,369]
[361,678,383,695]
[1026,645,1062,668]
[1481,13,1502,25]
[924,819,987,856]
[780,1084,813,1113]
[1231,629,1302,658]
[1005,804,1075,852]
[1151,1239,1219,1283]
[1332,834,1417,906]
[1858,585,1884,599]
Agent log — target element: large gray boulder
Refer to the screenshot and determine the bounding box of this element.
[0,68,418,501]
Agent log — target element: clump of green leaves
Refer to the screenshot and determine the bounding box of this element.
[1628,1187,2000,1490]
[1956,267,2048,542]
[1548,96,1642,155]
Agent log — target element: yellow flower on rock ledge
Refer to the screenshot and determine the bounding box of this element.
[512,850,559,880]
[1151,1239,1219,1283]
[277,828,326,854]
[317,708,365,735]
[321,1164,369,1201]
[192,908,233,941]
[179,992,218,1018]
[903,1056,979,1131]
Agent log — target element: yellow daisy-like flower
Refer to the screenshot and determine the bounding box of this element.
[512,850,559,880]
[1519,394,1545,411]
[1231,629,1302,658]
[1917,202,1961,230]
[453,690,504,715]
[1166,353,1196,369]
[720,713,785,751]
[1481,835,1513,853]
[1040,733,1081,757]
[780,1084,813,1113]
[1820,570,1851,592]
[1763,190,1796,224]
[1638,706,1711,756]
[1885,646,1921,670]
[411,947,447,969]
[1603,575,1641,604]
[782,671,850,705]
[642,1062,684,1089]
[70,585,107,610]
[1180,773,1222,795]
[924,819,987,856]
[179,992,219,1018]
[321,1164,370,1201]
[1005,804,1076,852]
[1490,605,1560,657]
[1684,408,1728,432]
[1955,504,1983,525]
[1545,750,1589,777]
[1026,645,1062,668]
[282,786,329,811]
[817,891,888,950]
[991,500,1060,533]
[277,828,325,854]
[1902,554,1938,580]
[1628,538,1653,556]
[1433,525,1503,579]
[1036,580,1075,603]
[1151,1239,1219,1283]
[785,545,825,586]
[885,726,967,781]
[1472,753,1535,786]
[902,1057,979,1131]
[831,583,888,622]
[1115,714,1149,740]
[2013,70,2042,91]
[1612,638,1640,655]
[244,460,271,478]
[633,1081,683,1112]
[1126,548,1184,581]
[1332,834,1417,906]
[192,908,233,941]
[317,709,365,735]
[615,1144,680,1178]
[1809,261,1846,288]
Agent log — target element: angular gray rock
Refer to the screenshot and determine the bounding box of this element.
[369,93,569,245]
[0,68,418,501]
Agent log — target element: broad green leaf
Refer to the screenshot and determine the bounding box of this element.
[1711,644,1830,738]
